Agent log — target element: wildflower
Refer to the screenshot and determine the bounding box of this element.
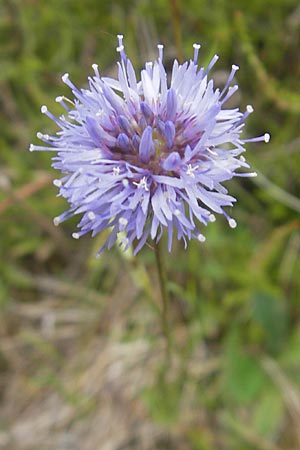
[30,35,270,255]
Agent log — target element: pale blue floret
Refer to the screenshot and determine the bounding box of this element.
[30,36,270,255]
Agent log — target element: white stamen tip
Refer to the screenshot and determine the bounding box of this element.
[133,176,149,191]
[229,218,237,229]
[116,45,124,53]
[88,211,96,220]
[92,63,98,71]
[240,155,246,162]
[36,132,43,139]
[157,44,164,49]
[53,217,60,226]
[122,179,129,187]
[209,214,216,222]
[113,166,120,176]
[55,96,63,102]
[174,209,180,216]
[232,64,239,71]
[72,232,80,239]
[264,133,271,143]
[62,73,69,82]
[29,144,35,152]
[246,105,254,113]
[41,105,47,114]
[193,43,201,49]
[117,34,124,39]
[197,233,206,242]
[53,179,62,187]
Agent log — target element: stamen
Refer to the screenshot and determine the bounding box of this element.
[116,35,127,62]
[193,43,201,64]
[242,132,271,144]
[209,214,216,222]
[88,211,96,220]
[53,217,61,226]
[92,63,100,78]
[204,54,219,75]
[157,44,164,61]
[61,73,69,83]
[220,64,240,98]
[206,147,218,156]
[186,164,199,177]
[53,179,62,187]
[133,176,149,191]
[197,233,206,242]
[117,34,124,47]
[55,95,74,109]
[113,166,120,176]
[72,232,80,239]
[228,218,237,229]
[36,132,49,140]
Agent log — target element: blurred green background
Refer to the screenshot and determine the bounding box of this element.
[1,0,300,449]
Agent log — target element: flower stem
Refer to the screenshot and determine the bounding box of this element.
[154,240,171,360]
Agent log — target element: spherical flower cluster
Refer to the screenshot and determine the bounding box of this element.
[30,35,269,255]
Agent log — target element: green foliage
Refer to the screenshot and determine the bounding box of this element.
[1,0,300,448]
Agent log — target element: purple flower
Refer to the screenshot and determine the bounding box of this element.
[30,35,270,255]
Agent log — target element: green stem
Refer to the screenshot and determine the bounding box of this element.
[154,240,172,360]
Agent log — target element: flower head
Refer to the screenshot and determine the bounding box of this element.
[30,35,269,255]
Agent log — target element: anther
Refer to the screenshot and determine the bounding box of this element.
[62,73,69,83]
[92,64,100,77]
[113,166,120,176]
[228,218,237,229]
[157,44,164,61]
[193,43,201,64]
[133,176,149,191]
[53,217,60,226]
[186,164,199,177]
[264,133,271,143]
